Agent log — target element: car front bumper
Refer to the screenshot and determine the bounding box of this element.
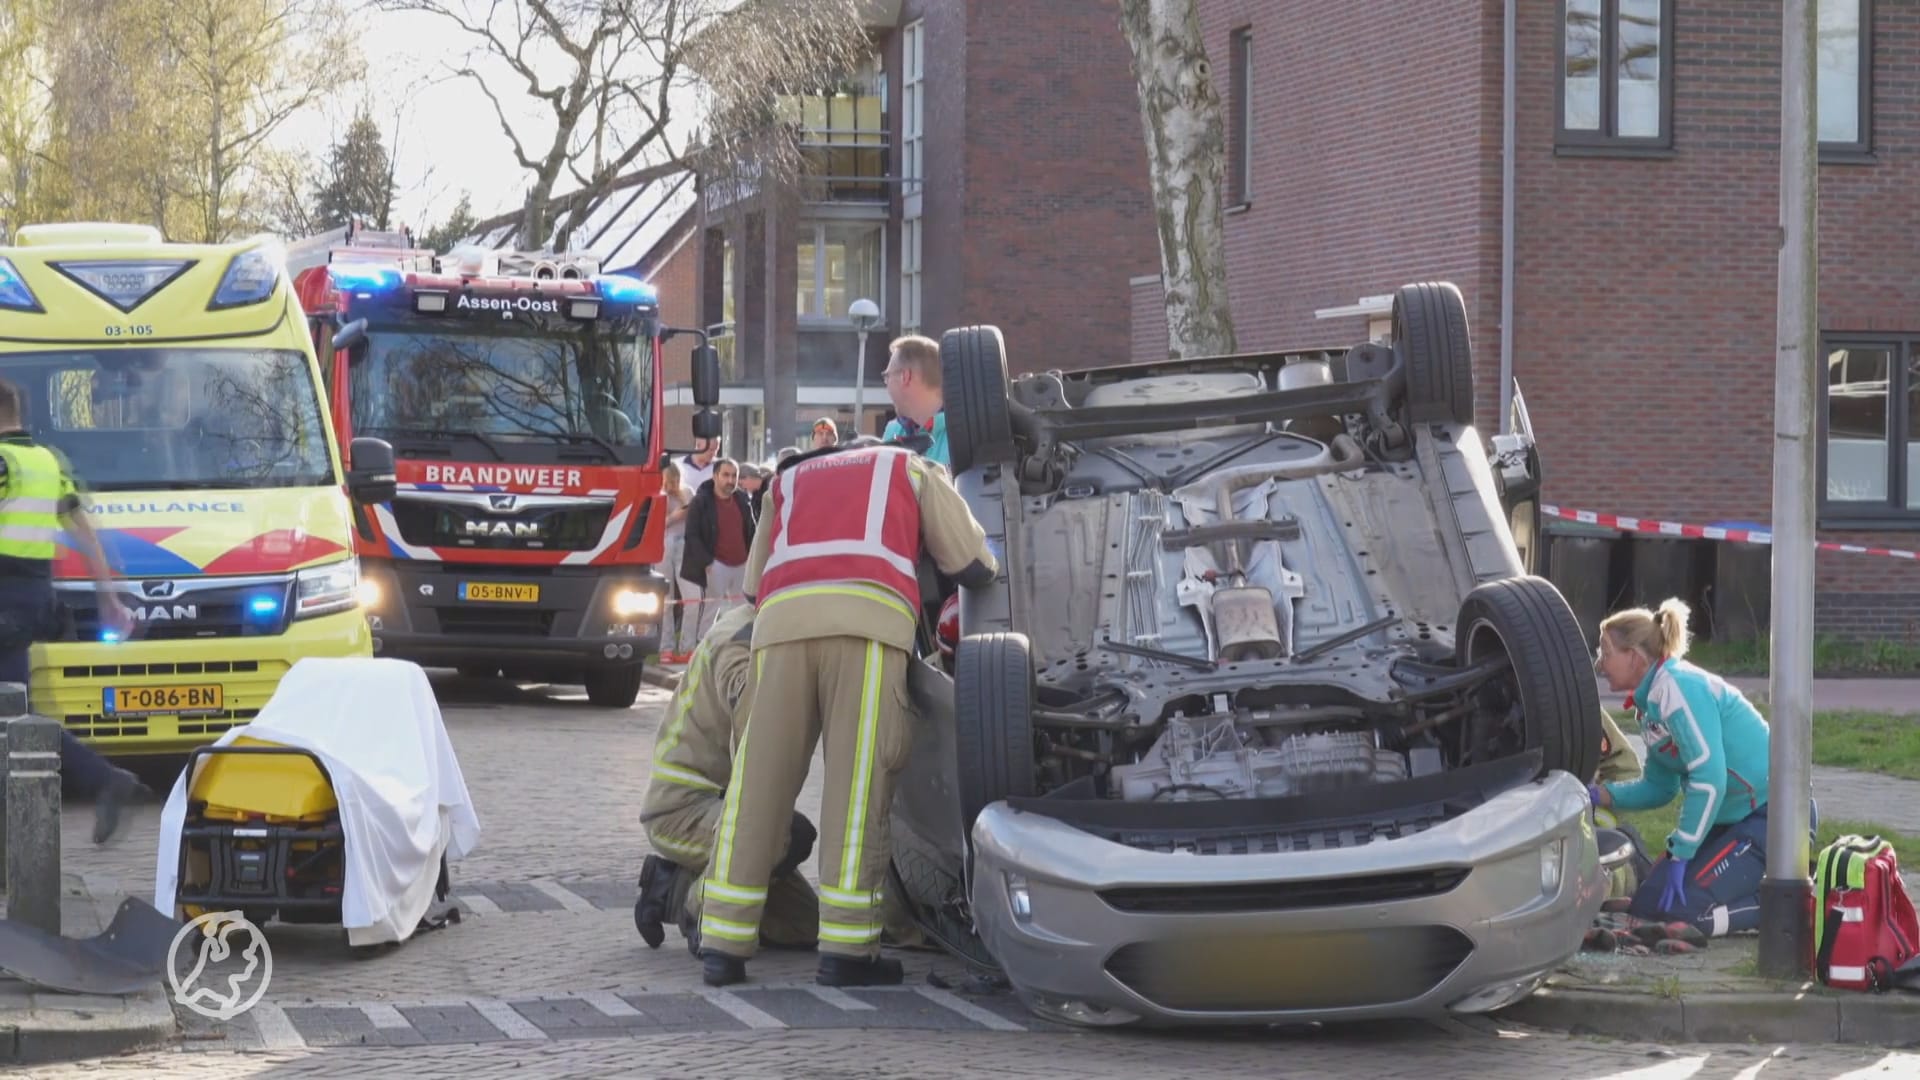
[967,770,1606,1028]
[357,560,667,668]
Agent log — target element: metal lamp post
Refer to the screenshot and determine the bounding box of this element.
[849,297,881,437]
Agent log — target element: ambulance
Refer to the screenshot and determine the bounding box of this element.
[0,223,394,756]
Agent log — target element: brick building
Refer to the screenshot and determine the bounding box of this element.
[1131,0,1917,642]
[656,0,1159,460]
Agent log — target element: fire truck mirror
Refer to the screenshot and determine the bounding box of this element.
[332,317,369,354]
[692,344,721,407]
[346,436,398,505]
[691,409,723,441]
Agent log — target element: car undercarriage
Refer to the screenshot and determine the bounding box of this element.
[889,281,1609,1026]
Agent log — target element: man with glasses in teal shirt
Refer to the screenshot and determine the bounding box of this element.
[879,335,948,470]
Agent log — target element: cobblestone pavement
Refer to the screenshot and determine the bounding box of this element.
[16,1022,1920,1077]
[44,671,1920,1074]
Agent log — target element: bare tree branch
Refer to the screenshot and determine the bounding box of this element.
[373,0,870,253]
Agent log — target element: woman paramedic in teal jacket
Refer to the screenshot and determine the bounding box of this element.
[1587,598,1805,936]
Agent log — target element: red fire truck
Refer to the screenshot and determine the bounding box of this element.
[288,222,721,707]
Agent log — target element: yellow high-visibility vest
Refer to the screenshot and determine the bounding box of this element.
[0,442,70,563]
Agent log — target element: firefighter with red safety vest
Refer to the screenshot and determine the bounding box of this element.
[695,438,997,988]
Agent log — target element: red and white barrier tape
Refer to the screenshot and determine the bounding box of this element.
[1541,504,1920,562]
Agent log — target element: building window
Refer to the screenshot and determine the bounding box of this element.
[1818,0,1871,155]
[1229,26,1252,205]
[1557,0,1673,151]
[902,20,925,206]
[797,220,884,323]
[721,238,736,328]
[901,17,925,331]
[1820,335,1920,523]
[901,217,922,333]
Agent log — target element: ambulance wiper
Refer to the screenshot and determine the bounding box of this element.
[369,426,506,461]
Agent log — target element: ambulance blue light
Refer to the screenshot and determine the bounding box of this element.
[99,628,122,643]
[250,596,281,616]
[0,258,40,313]
[592,273,655,305]
[328,265,403,293]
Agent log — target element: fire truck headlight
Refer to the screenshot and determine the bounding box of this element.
[295,559,360,619]
[567,298,600,320]
[209,244,283,311]
[612,589,659,618]
[415,291,448,313]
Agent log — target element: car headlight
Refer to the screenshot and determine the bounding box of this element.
[296,559,359,619]
[1005,872,1032,922]
[1540,837,1565,895]
[612,588,660,617]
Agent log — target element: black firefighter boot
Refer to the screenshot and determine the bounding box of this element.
[633,855,676,949]
[818,953,905,987]
[701,949,747,987]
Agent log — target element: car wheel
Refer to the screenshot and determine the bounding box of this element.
[1392,281,1476,427]
[939,325,1017,476]
[953,632,1036,828]
[1454,575,1604,782]
[584,664,645,708]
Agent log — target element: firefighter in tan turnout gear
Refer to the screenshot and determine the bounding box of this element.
[635,603,821,952]
[698,440,997,988]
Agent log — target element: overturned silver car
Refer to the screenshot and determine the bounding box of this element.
[892,282,1609,1028]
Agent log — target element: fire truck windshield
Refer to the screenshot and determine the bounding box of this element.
[348,316,652,457]
[0,347,333,491]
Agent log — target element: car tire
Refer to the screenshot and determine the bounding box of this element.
[585,664,645,709]
[953,632,1036,828]
[1392,281,1476,427]
[939,325,1016,476]
[1454,575,1604,783]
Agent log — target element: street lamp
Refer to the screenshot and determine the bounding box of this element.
[849,297,880,435]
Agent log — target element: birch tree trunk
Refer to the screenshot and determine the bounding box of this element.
[1118,0,1237,359]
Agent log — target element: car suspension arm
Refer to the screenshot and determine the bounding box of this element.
[1389,653,1512,702]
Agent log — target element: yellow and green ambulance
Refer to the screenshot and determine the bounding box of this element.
[0,222,395,756]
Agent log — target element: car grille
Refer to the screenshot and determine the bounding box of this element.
[1097,868,1470,915]
[1104,925,1475,1013]
[436,607,558,636]
[62,583,295,641]
[1113,809,1447,856]
[391,500,611,552]
[63,710,259,740]
[61,660,263,679]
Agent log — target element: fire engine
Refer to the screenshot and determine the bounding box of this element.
[288,221,721,707]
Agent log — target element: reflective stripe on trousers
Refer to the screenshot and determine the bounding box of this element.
[698,636,908,960]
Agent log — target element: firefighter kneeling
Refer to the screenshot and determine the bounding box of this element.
[635,603,820,952]
[697,440,997,988]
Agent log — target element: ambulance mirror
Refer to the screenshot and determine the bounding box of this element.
[347,436,397,505]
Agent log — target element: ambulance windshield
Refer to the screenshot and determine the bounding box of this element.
[0,347,333,491]
[347,316,652,456]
